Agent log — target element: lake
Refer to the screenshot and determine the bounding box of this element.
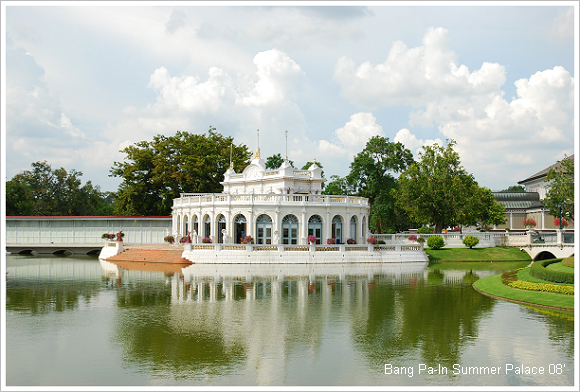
[4,255,574,387]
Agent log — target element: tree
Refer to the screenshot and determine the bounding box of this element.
[392,140,482,233]
[543,155,574,222]
[322,175,353,196]
[345,136,414,233]
[500,185,525,192]
[6,160,114,216]
[265,153,293,169]
[110,128,252,216]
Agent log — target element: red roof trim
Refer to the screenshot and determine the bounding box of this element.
[6,216,171,219]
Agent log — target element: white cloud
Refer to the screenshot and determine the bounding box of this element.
[334,27,506,109]
[545,7,574,42]
[394,129,443,157]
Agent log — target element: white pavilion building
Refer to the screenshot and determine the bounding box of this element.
[172,149,370,245]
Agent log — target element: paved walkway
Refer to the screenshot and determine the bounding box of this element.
[108,245,190,264]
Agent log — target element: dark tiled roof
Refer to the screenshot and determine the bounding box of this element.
[518,155,574,185]
[492,192,544,210]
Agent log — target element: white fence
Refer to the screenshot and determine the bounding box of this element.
[6,217,172,245]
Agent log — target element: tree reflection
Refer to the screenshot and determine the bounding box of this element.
[351,273,496,370]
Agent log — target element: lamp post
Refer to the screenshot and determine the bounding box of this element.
[555,201,566,229]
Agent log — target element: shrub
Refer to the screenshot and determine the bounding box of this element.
[416,226,435,234]
[377,240,386,244]
[164,235,175,244]
[366,237,377,245]
[408,234,417,242]
[201,237,212,243]
[530,259,574,284]
[346,238,356,244]
[427,235,445,249]
[508,280,574,296]
[462,235,479,249]
[416,237,426,244]
[326,238,337,244]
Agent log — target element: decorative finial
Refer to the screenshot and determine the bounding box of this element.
[254,129,261,159]
[285,130,288,160]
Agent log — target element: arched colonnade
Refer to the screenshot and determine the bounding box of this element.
[174,211,368,245]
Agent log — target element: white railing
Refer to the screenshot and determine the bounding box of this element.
[183,243,424,253]
[6,227,169,245]
[370,231,574,248]
[176,193,369,206]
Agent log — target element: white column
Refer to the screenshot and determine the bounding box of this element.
[301,208,307,244]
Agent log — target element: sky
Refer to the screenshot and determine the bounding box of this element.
[2,1,577,193]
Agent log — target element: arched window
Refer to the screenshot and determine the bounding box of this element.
[204,215,211,239]
[308,215,323,244]
[350,216,357,242]
[332,215,343,244]
[184,214,189,236]
[234,214,247,244]
[193,215,199,235]
[217,214,226,243]
[256,214,272,244]
[282,214,299,244]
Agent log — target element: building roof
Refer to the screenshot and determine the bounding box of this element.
[492,192,544,210]
[518,155,574,185]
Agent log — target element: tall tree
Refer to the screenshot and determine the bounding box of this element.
[265,153,293,169]
[499,185,525,192]
[110,128,252,216]
[6,161,114,216]
[346,136,414,233]
[393,140,482,233]
[543,155,574,222]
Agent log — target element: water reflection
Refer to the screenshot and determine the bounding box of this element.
[5,256,573,386]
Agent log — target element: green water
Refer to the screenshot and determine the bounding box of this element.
[4,255,574,387]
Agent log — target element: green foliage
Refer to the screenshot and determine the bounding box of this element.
[427,235,445,249]
[530,259,574,284]
[393,140,489,233]
[322,175,354,196]
[543,155,574,221]
[265,153,293,169]
[110,128,251,216]
[416,226,435,234]
[508,280,574,295]
[462,235,480,249]
[345,136,414,233]
[500,185,526,192]
[6,160,115,216]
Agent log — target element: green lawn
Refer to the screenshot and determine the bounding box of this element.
[429,261,529,271]
[425,247,531,262]
[562,256,574,268]
[546,261,575,274]
[473,273,574,310]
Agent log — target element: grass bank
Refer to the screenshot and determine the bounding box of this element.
[473,262,574,311]
[425,246,531,262]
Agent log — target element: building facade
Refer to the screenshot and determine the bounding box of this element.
[172,152,371,245]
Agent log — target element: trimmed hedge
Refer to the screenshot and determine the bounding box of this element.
[508,280,574,296]
[530,259,574,284]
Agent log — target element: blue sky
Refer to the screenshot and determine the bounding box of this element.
[2,2,577,193]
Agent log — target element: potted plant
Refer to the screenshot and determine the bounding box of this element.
[308,235,317,245]
[408,234,418,242]
[164,235,175,244]
[201,237,212,243]
[554,218,569,228]
[366,237,377,245]
[523,218,537,230]
[346,238,356,244]
[241,235,254,244]
[326,238,336,244]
